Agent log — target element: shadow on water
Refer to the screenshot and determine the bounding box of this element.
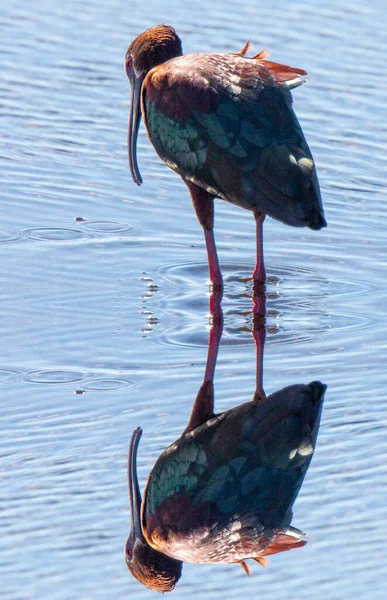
[125,303,326,592]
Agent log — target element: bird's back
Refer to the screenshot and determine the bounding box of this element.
[142,52,326,230]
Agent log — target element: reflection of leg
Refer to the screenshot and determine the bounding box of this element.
[183,306,223,434]
[252,320,266,402]
[185,180,223,294]
[204,305,223,382]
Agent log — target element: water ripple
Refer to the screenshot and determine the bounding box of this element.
[24,370,84,384]
[1,1,387,599]
[146,262,372,348]
[78,220,133,234]
[0,229,21,242]
[0,369,21,382]
[24,227,86,242]
[81,378,135,391]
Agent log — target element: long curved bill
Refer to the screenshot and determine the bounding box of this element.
[128,426,144,542]
[127,76,144,186]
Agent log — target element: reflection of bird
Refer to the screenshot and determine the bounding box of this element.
[125,25,326,292]
[126,378,326,591]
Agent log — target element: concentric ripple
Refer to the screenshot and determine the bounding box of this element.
[24,370,84,384]
[81,377,135,391]
[24,227,85,242]
[78,221,133,234]
[145,262,371,348]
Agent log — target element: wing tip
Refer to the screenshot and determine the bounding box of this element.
[308,210,327,231]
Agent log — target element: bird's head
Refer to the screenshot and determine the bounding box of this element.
[125,427,183,593]
[125,25,183,185]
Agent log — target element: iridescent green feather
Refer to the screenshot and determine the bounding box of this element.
[145,100,207,175]
[146,441,207,515]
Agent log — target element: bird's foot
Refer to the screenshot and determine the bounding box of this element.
[208,271,223,309]
[252,291,266,318]
[252,255,266,317]
[252,264,266,318]
[209,293,223,328]
[252,268,266,292]
[209,277,223,295]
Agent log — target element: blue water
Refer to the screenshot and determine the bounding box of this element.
[1,0,387,598]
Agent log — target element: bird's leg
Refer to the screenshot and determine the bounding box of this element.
[252,211,266,316]
[253,211,266,285]
[184,180,223,295]
[252,315,266,402]
[204,228,223,293]
[183,305,223,434]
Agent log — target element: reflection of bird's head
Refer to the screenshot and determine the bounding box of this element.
[125,535,182,593]
[126,427,182,592]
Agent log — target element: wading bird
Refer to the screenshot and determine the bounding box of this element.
[125,313,326,591]
[125,25,326,295]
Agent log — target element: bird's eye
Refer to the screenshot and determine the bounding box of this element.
[125,53,134,77]
[125,538,133,562]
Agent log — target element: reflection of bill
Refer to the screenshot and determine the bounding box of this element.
[125,312,326,592]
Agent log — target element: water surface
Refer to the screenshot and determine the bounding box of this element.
[1,1,387,599]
